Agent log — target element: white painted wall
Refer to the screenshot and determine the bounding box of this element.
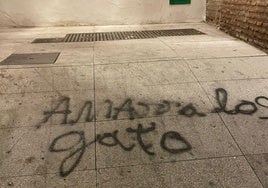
[0,0,206,27]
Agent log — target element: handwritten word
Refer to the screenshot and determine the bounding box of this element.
[213,88,257,114]
[36,88,267,128]
[49,122,192,177]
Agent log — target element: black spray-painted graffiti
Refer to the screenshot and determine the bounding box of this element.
[36,88,267,128]
[35,88,267,177]
[49,122,192,177]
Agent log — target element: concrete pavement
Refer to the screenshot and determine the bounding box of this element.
[0,23,267,188]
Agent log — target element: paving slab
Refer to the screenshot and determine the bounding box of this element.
[48,123,95,175]
[95,115,241,169]
[167,40,266,60]
[187,56,268,82]
[202,79,268,154]
[97,157,262,188]
[46,170,96,188]
[50,66,94,91]
[0,120,95,181]
[0,92,53,128]
[95,83,214,122]
[246,154,268,188]
[94,39,177,64]
[95,60,197,90]
[0,68,54,93]
[0,65,93,94]
[0,170,97,188]
[0,175,46,188]
[47,90,95,126]
[54,48,94,66]
[0,127,49,177]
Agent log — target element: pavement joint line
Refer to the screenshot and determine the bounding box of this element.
[216,113,265,188]
[1,151,267,179]
[0,89,94,95]
[0,54,267,70]
[156,39,239,43]
[0,154,248,179]
[0,155,245,178]
[198,77,268,83]
[95,154,247,170]
[244,155,266,188]
[0,64,94,70]
[94,57,185,66]
[1,75,268,95]
[189,62,245,158]
[142,77,268,86]
[0,169,96,179]
[158,33,265,60]
[92,37,98,187]
[177,53,266,187]
[193,50,267,183]
[183,54,268,61]
[34,68,62,97]
[94,57,180,65]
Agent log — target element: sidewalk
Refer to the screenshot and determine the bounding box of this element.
[0,23,267,188]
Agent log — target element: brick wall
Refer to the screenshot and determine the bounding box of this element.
[207,0,268,52]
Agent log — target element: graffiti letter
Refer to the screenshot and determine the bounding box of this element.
[37,96,72,128]
[104,99,113,119]
[255,96,268,119]
[69,101,94,124]
[113,99,138,120]
[179,103,206,117]
[136,102,150,118]
[213,88,237,114]
[49,131,87,177]
[160,131,192,154]
[97,130,135,151]
[126,122,156,155]
[154,100,171,116]
[235,100,257,115]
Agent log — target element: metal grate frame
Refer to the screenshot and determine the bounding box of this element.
[63,29,205,43]
[33,29,205,43]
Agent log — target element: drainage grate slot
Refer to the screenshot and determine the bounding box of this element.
[33,29,205,43]
[0,52,60,65]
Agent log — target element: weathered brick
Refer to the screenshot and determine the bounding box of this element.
[206,0,268,52]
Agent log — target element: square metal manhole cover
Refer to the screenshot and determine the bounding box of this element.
[0,52,60,65]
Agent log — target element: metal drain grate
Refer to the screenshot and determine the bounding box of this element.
[32,29,205,43]
[64,29,205,42]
